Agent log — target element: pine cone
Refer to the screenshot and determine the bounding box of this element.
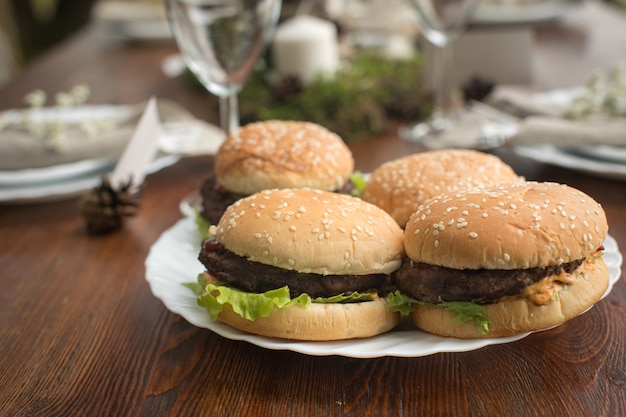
[462,76,495,103]
[79,178,140,234]
[271,75,304,102]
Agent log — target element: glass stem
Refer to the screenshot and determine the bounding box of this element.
[432,41,454,120]
[220,94,239,134]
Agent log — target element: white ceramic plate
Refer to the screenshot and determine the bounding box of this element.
[0,104,133,187]
[93,0,172,41]
[514,144,626,181]
[0,155,178,204]
[564,145,626,164]
[145,216,622,358]
[0,158,116,185]
[472,0,582,25]
[0,102,224,203]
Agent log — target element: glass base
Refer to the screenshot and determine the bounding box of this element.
[399,113,457,143]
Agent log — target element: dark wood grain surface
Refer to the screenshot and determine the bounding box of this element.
[1,3,625,416]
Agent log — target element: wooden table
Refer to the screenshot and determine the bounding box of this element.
[1,2,625,416]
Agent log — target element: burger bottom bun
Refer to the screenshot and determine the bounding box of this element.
[216,299,400,341]
[412,258,609,339]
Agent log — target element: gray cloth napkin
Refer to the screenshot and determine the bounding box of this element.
[489,87,626,147]
[508,116,626,146]
[0,99,196,171]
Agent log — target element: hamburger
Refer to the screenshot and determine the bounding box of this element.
[393,181,609,338]
[362,149,523,227]
[193,188,405,340]
[200,120,355,225]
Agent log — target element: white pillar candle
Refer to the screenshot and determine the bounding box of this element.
[271,15,339,85]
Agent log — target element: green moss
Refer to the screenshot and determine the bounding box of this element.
[238,52,430,142]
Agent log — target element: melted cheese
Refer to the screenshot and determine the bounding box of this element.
[521,254,600,306]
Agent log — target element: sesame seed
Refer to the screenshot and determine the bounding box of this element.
[469,232,478,238]
[289,225,297,232]
[267,236,273,244]
[254,233,262,238]
[434,240,439,248]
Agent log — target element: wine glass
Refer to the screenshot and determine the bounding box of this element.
[166,0,282,134]
[401,0,479,141]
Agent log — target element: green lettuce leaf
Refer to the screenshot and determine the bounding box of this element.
[312,292,374,304]
[187,277,377,321]
[350,171,368,198]
[194,208,212,240]
[438,300,490,335]
[198,284,309,321]
[385,291,490,334]
[386,290,417,316]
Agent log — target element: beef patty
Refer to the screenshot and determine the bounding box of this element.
[199,174,357,226]
[393,258,585,304]
[199,174,243,225]
[198,238,388,298]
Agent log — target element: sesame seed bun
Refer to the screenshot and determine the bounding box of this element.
[362,149,523,227]
[215,121,354,195]
[215,188,405,275]
[404,182,608,270]
[401,181,610,338]
[204,188,405,340]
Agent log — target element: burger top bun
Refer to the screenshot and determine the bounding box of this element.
[213,188,405,275]
[405,181,608,270]
[362,149,522,227]
[215,121,354,195]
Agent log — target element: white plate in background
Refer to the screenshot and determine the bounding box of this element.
[514,144,626,181]
[472,0,582,25]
